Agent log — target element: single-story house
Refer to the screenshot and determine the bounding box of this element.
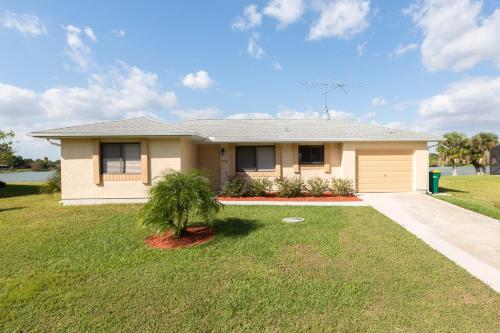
[30,117,440,205]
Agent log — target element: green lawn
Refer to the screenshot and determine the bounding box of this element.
[1,184,499,332]
[437,175,500,220]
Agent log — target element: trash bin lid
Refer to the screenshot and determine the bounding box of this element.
[432,169,441,174]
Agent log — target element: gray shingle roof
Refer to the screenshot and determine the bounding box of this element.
[29,117,203,138]
[30,117,440,142]
[179,119,440,142]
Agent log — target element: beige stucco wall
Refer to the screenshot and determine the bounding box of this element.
[61,138,183,200]
[61,139,429,200]
[341,141,429,192]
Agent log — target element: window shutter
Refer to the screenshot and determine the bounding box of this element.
[141,140,149,184]
[292,144,300,173]
[92,140,101,184]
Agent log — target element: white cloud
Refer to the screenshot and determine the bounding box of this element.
[263,0,305,29]
[308,0,370,40]
[389,43,418,58]
[406,0,500,71]
[416,76,500,133]
[226,112,273,119]
[182,70,215,90]
[83,26,97,42]
[0,64,177,158]
[357,41,367,56]
[1,11,47,36]
[112,29,126,38]
[372,96,387,107]
[247,32,265,59]
[171,107,222,121]
[273,61,283,70]
[63,24,97,71]
[363,111,376,119]
[232,4,263,31]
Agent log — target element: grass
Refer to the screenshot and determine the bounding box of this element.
[437,175,500,220]
[1,184,499,332]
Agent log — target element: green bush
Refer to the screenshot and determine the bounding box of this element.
[0,180,5,188]
[306,177,329,197]
[330,177,355,197]
[248,178,273,196]
[41,168,61,194]
[275,176,304,197]
[221,176,249,197]
[140,169,222,237]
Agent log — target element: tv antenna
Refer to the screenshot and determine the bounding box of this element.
[301,81,364,119]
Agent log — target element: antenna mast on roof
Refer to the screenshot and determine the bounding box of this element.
[301,81,364,119]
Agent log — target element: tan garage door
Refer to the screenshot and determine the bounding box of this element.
[356,149,413,192]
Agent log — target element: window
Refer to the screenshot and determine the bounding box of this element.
[101,143,141,174]
[299,145,324,164]
[236,146,275,171]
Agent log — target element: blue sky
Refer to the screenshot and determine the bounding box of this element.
[1,0,499,159]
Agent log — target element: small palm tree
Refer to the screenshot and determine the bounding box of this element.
[438,132,470,176]
[140,169,221,238]
[470,132,498,174]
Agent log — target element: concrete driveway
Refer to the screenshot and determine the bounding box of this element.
[361,192,500,293]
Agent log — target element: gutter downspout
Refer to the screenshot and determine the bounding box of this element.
[46,139,61,146]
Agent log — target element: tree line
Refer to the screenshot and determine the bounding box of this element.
[437,132,498,176]
[0,129,59,171]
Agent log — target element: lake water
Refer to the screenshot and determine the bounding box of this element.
[430,165,491,176]
[0,171,53,183]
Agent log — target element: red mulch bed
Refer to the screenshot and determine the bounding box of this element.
[218,193,361,202]
[145,226,214,249]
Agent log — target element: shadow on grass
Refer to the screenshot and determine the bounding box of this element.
[0,184,40,198]
[0,206,27,213]
[211,217,262,238]
[439,186,468,194]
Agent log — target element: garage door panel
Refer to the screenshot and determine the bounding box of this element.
[357,155,413,162]
[357,150,413,193]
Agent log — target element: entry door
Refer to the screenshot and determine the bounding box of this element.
[356,149,413,192]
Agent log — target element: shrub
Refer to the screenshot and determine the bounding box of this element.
[0,180,5,188]
[140,170,222,237]
[41,168,61,194]
[306,177,329,197]
[221,176,249,197]
[275,176,304,197]
[330,177,355,197]
[248,178,273,196]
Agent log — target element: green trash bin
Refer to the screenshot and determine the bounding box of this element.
[429,170,441,194]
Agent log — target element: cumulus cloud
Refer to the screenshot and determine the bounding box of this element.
[0,64,177,158]
[1,11,47,36]
[372,96,387,107]
[389,43,418,58]
[182,70,215,90]
[263,0,305,29]
[112,29,126,38]
[83,26,97,42]
[416,76,500,133]
[357,41,367,56]
[406,0,500,71]
[247,32,265,59]
[232,4,262,30]
[308,0,370,40]
[170,107,222,121]
[273,61,283,70]
[63,24,97,71]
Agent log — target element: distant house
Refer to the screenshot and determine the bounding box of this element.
[30,117,440,205]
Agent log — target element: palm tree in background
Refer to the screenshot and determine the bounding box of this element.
[438,132,470,176]
[470,132,499,174]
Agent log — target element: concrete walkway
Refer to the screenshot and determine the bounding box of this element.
[361,192,500,293]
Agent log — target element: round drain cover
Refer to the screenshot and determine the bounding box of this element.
[282,217,305,223]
